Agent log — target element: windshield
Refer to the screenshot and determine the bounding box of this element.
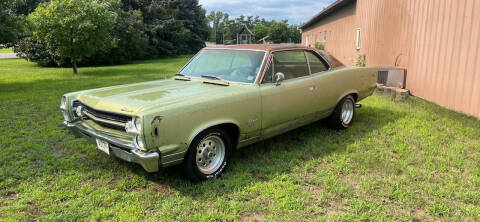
[180,49,266,83]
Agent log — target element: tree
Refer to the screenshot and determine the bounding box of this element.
[269,21,290,43]
[253,25,270,40]
[13,0,49,15]
[205,11,303,44]
[171,0,208,53]
[207,11,224,43]
[0,0,23,46]
[29,0,117,74]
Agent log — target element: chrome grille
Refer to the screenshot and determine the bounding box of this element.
[73,101,131,131]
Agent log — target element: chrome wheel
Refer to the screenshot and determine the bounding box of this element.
[196,135,225,174]
[341,99,354,125]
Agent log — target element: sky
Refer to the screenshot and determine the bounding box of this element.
[198,0,337,25]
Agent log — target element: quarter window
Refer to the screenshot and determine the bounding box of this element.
[306,51,329,74]
[272,51,309,80]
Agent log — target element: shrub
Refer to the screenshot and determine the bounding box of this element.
[356,54,366,67]
[314,42,325,50]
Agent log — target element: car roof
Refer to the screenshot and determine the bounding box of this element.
[205,44,312,52]
[203,44,345,69]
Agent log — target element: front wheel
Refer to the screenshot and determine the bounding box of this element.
[183,128,231,182]
[328,95,356,129]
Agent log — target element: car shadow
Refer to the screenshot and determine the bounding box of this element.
[130,105,407,198]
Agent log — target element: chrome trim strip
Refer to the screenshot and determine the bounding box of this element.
[239,136,260,143]
[161,150,187,165]
[161,158,184,166]
[83,110,126,127]
[304,51,312,75]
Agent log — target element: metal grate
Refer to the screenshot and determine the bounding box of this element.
[73,101,131,131]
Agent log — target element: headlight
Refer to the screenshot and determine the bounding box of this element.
[125,117,141,134]
[60,96,67,110]
[135,135,145,151]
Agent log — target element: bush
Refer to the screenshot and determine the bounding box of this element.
[356,54,366,67]
[314,42,325,50]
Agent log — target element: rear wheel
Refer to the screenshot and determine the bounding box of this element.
[328,95,355,129]
[183,128,230,182]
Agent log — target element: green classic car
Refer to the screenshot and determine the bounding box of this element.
[61,44,377,181]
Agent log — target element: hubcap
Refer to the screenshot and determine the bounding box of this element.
[196,135,225,174]
[341,99,354,125]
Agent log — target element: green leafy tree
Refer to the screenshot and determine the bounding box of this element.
[205,11,302,44]
[13,0,49,15]
[253,25,270,40]
[0,0,23,45]
[29,0,117,74]
[269,21,290,43]
[171,0,208,53]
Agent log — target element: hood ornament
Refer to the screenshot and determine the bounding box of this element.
[121,107,133,112]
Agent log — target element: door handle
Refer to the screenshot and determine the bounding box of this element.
[309,86,318,91]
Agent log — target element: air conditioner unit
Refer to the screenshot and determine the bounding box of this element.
[377,67,406,89]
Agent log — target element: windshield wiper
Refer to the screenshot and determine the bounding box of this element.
[173,73,191,81]
[201,75,223,81]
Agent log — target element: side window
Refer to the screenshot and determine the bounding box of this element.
[273,51,309,80]
[306,51,329,74]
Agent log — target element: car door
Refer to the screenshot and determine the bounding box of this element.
[305,51,339,114]
[260,50,319,136]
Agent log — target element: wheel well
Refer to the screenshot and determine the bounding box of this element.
[351,93,358,102]
[205,123,240,147]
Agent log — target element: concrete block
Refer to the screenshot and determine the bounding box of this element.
[385,87,394,96]
[376,84,386,93]
[395,88,410,101]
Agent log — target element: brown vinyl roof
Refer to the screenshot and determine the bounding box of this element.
[205,44,345,68]
[205,44,310,51]
[301,0,355,30]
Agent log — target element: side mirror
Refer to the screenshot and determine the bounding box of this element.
[274,72,285,86]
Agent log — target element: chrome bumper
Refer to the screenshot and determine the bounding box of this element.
[63,121,159,172]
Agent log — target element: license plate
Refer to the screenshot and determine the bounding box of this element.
[96,139,110,155]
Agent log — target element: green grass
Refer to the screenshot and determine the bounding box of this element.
[0,47,13,53]
[1,58,480,221]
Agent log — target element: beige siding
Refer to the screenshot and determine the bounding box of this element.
[302,0,480,118]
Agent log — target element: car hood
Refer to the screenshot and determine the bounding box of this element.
[76,79,246,115]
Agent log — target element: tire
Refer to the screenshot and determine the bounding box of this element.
[183,128,231,182]
[328,95,356,129]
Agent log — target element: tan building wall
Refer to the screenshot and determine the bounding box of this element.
[302,0,480,118]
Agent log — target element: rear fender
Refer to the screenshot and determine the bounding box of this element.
[336,90,359,105]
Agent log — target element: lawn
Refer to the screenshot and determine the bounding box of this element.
[0,47,13,53]
[1,57,479,221]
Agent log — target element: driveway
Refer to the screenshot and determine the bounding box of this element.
[0,53,17,59]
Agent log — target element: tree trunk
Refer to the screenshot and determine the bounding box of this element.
[71,59,77,75]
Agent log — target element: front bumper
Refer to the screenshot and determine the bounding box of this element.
[63,121,159,172]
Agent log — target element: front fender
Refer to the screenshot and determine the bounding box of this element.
[187,119,241,149]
